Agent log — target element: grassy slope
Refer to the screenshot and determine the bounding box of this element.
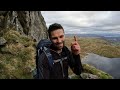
[0,30,36,79]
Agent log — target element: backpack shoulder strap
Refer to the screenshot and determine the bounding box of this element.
[43,47,54,68]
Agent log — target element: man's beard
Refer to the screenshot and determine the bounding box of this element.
[52,41,65,50]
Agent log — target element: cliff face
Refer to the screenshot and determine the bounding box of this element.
[0,11,48,79]
[0,11,48,42]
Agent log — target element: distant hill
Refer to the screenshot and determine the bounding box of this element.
[65,33,120,38]
[65,33,120,45]
[101,37,120,45]
[65,34,101,37]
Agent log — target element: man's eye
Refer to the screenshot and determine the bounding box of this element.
[52,37,57,40]
[60,35,64,38]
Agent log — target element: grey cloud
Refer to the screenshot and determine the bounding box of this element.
[41,11,120,34]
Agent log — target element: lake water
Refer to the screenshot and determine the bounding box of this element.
[82,53,120,79]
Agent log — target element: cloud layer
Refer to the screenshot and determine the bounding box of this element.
[41,11,120,34]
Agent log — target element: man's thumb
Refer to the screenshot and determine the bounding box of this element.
[74,36,77,41]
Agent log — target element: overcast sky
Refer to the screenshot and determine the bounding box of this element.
[41,11,120,35]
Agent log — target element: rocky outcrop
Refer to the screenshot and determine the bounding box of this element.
[0,11,48,79]
[69,73,100,79]
[0,11,48,42]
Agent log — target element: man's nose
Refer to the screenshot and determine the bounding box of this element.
[57,38,62,43]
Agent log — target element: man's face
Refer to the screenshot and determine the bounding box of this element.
[50,29,65,50]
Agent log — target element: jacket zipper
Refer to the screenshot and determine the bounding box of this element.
[50,49,65,78]
[59,54,65,78]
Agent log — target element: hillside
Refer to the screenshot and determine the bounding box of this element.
[65,36,120,58]
[65,36,120,79]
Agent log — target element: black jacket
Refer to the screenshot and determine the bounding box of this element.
[36,45,83,79]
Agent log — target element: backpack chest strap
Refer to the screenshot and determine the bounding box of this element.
[54,57,67,63]
[53,56,67,78]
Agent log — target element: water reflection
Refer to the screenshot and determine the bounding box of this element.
[82,53,120,79]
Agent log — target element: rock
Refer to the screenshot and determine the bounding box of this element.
[69,73,100,79]
[81,73,100,79]
[0,37,7,46]
[0,11,48,43]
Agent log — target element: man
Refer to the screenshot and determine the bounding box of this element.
[36,23,83,79]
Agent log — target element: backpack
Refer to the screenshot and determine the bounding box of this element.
[33,39,54,79]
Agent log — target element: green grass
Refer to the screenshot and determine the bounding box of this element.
[82,64,113,79]
[0,30,36,79]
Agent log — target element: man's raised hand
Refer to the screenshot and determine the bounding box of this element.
[71,36,81,55]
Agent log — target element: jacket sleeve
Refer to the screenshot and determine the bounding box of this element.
[67,49,83,75]
[72,54,84,75]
